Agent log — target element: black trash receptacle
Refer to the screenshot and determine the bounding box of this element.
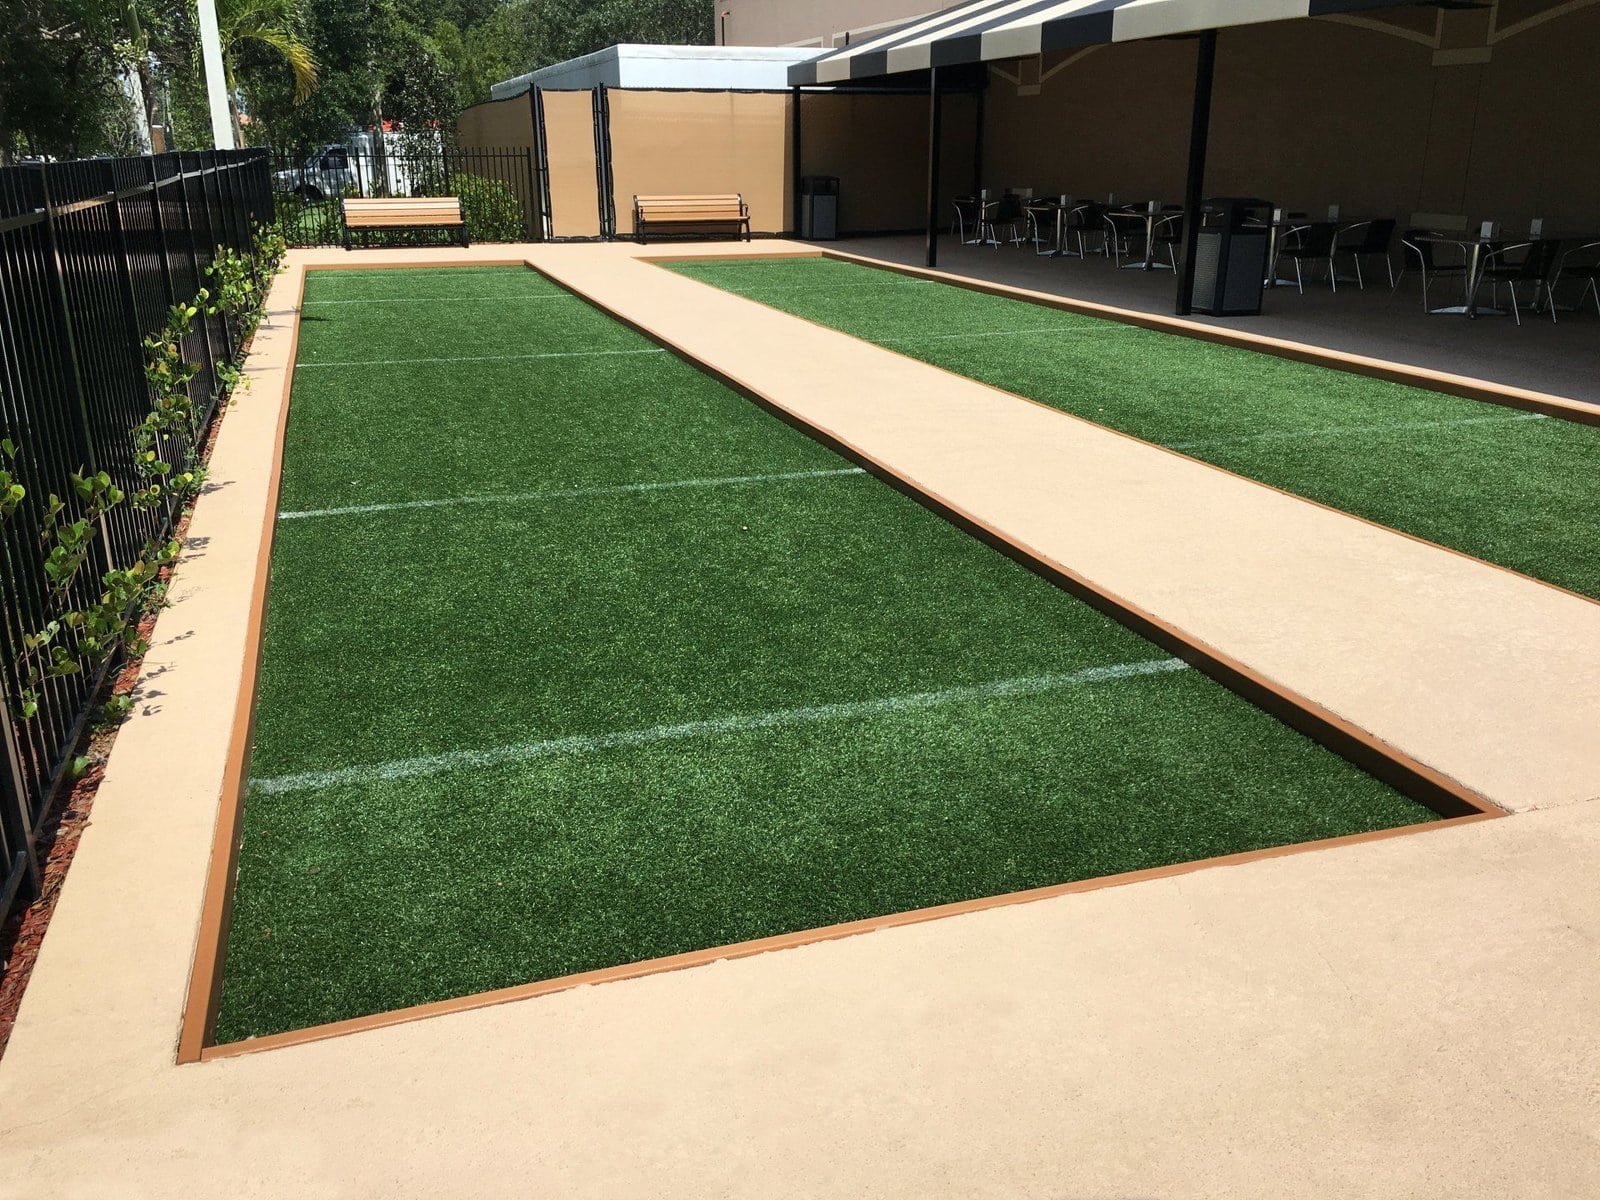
[1191,197,1272,316]
[800,175,839,240]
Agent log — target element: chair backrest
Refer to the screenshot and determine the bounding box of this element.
[1070,202,1105,230]
[1349,218,1396,254]
[1533,238,1566,278]
[1296,221,1338,256]
[995,193,1024,221]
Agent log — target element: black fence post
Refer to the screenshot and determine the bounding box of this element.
[174,155,221,404]
[31,164,101,479]
[148,156,177,306]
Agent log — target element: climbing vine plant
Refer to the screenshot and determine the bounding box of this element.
[4,225,283,727]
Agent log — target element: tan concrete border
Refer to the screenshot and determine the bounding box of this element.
[811,247,1600,427]
[175,247,1505,1065]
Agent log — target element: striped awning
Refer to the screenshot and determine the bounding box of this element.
[789,0,1403,85]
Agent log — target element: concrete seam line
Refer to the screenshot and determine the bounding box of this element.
[252,659,1190,795]
[278,467,869,520]
[1164,411,1547,451]
[294,348,668,369]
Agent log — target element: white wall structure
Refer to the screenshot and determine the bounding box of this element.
[489,44,821,99]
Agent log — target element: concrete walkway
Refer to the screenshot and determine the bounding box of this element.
[0,244,1596,1199]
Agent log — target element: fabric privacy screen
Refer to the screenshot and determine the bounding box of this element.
[790,0,1404,84]
[607,91,791,236]
[542,90,603,239]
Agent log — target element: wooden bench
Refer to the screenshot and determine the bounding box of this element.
[633,194,750,244]
[341,197,469,249]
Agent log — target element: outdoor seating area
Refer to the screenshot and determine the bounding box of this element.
[952,190,1600,329]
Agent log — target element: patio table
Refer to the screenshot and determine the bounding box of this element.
[1408,230,1507,318]
[1106,206,1177,271]
[955,196,1003,246]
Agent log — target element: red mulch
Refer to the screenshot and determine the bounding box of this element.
[0,357,245,1060]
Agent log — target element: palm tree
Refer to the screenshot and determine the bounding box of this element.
[216,0,318,142]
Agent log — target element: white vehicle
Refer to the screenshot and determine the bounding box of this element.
[273,130,440,200]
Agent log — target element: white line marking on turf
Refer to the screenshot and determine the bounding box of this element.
[1164,411,1547,452]
[301,295,576,305]
[295,348,667,369]
[279,467,868,521]
[250,659,1189,796]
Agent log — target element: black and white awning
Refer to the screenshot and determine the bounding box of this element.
[789,0,1404,85]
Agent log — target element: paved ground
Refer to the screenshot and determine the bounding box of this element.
[0,243,1595,1199]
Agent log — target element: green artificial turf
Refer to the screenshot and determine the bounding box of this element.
[670,256,1600,600]
[215,264,1433,1042]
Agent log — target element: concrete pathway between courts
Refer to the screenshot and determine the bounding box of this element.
[0,243,1594,1199]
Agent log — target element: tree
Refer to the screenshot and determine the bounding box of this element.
[0,0,130,159]
[216,0,318,142]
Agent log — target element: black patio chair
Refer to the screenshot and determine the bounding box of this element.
[1151,208,1185,270]
[1474,238,1565,326]
[1552,240,1600,317]
[1024,199,1061,255]
[1400,230,1469,313]
[1332,218,1397,289]
[1063,202,1107,258]
[1278,221,1339,293]
[994,192,1027,247]
[952,196,983,244]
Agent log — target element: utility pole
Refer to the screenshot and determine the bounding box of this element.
[196,0,236,149]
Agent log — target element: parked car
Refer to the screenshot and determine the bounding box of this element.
[274,142,363,201]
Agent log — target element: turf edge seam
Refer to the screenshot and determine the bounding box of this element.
[178,253,1505,1067]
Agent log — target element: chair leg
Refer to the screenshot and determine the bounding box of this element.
[1354,254,1365,291]
[1386,255,1397,289]
[1295,259,1304,294]
[1508,283,1522,327]
[1327,255,1337,294]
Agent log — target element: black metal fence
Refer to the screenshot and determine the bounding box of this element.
[268,145,539,246]
[0,149,272,926]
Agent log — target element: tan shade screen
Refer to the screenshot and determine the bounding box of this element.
[607,91,791,236]
[799,92,975,235]
[543,90,602,239]
[455,95,534,150]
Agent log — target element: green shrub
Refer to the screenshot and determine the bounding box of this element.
[453,173,526,242]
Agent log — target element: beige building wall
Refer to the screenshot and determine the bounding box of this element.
[981,3,1600,231]
[800,91,977,234]
[718,0,935,48]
